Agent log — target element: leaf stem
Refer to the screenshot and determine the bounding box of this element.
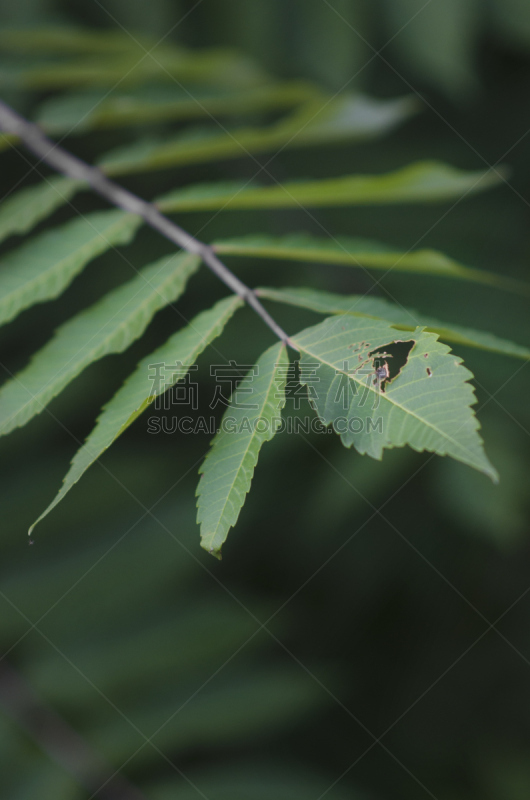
[0,99,293,347]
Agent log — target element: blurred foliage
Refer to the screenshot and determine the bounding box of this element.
[0,2,529,800]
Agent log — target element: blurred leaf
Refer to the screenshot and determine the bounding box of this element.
[35,82,319,134]
[29,296,242,535]
[151,761,357,800]
[0,208,140,327]
[215,233,527,294]
[158,161,502,212]
[478,751,530,800]
[0,38,268,90]
[293,315,498,480]
[0,55,156,91]
[92,666,328,763]
[197,342,288,558]
[27,599,267,705]
[280,92,417,143]
[0,252,200,436]
[491,0,530,50]
[434,422,529,549]
[1,732,81,800]
[0,175,81,245]
[97,0,174,38]
[296,0,370,89]
[257,286,530,359]
[301,445,415,532]
[0,520,196,642]
[0,133,17,152]
[99,93,415,175]
[0,26,153,54]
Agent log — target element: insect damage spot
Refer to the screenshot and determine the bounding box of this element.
[426,367,433,377]
[369,340,414,387]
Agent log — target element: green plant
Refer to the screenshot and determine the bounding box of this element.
[1,27,528,558]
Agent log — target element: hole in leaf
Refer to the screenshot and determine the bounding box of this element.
[369,340,414,386]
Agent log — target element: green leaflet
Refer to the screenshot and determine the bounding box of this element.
[29,295,242,535]
[0,26,153,54]
[258,286,530,360]
[214,233,528,294]
[35,82,319,134]
[158,161,501,212]
[99,94,416,175]
[0,252,200,436]
[197,342,288,558]
[283,93,417,143]
[292,316,498,481]
[0,175,81,245]
[0,209,141,327]
[2,38,268,90]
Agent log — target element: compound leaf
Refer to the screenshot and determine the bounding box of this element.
[258,286,530,360]
[0,251,200,436]
[292,316,497,481]
[29,295,242,534]
[197,342,288,558]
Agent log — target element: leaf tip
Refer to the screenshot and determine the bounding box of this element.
[202,540,222,561]
[488,465,500,485]
[477,448,499,484]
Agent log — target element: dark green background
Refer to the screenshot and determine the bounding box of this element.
[0,2,529,799]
